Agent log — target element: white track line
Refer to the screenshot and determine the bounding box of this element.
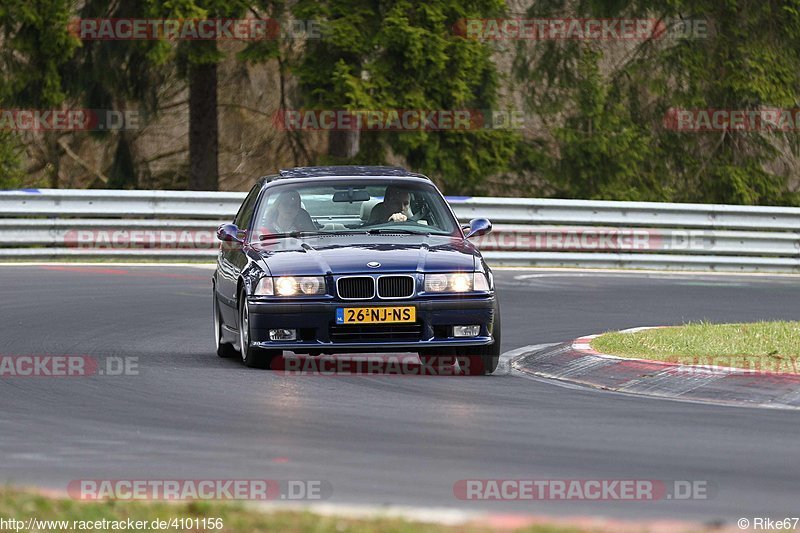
[248,502,483,526]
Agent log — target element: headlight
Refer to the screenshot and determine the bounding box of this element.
[474,272,490,291]
[424,274,450,292]
[299,277,322,295]
[254,276,326,296]
[424,272,489,293]
[254,277,274,296]
[274,276,326,296]
[450,273,472,292]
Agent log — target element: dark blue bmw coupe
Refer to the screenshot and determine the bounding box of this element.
[212,166,500,375]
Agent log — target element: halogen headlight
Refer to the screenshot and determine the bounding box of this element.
[275,277,298,296]
[424,272,477,293]
[450,273,472,292]
[274,276,326,296]
[254,277,274,296]
[299,276,324,295]
[424,274,449,292]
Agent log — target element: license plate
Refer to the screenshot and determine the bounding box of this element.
[336,306,416,324]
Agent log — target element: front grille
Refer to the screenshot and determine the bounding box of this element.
[330,324,423,343]
[337,277,375,299]
[377,276,414,299]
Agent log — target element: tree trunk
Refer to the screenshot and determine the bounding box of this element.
[188,61,219,190]
[328,129,360,159]
[45,133,61,188]
[108,131,136,189]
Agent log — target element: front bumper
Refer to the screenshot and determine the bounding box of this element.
[248,297,497,353]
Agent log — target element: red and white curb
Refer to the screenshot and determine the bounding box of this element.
[512,328,800,409]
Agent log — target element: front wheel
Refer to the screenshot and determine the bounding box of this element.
[455,348,499,376]
[455,311,501,376]
[238,290,280,369]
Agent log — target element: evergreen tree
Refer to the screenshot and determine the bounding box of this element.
[293,0,521,193]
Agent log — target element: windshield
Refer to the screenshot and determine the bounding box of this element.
[250,179,459,240]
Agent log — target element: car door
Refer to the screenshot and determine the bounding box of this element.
[216,182,262,318]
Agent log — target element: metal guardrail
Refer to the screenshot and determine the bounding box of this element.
[0,189,798,272]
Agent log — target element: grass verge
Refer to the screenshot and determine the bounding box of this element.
[591,321,800,373]
[0,487,583,533]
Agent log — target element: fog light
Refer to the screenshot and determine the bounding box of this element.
[269,329,296,341]
[453,325,480,337]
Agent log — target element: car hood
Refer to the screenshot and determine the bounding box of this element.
[251,234,479,276]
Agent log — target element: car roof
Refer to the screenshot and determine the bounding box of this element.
[260,165,430,183]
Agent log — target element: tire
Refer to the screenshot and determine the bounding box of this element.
[455,308,501,376]
[238,289,280,369]
[213,285,238,358]
[455,351,498,376]
[418,351,457,375]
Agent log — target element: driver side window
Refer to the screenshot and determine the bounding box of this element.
[234,183,261,236]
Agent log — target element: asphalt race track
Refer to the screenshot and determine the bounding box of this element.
[1,265,799,523]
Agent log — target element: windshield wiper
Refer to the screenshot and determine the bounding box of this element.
[367,228,430,236]
[259,228,433,239]
[259,230,325,240]
[259,229,373,240]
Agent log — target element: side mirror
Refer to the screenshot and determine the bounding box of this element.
[217,223,243,243]
[465,218,492,238]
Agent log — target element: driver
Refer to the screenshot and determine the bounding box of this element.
[367,185,412,224]
[264,190,316,233]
